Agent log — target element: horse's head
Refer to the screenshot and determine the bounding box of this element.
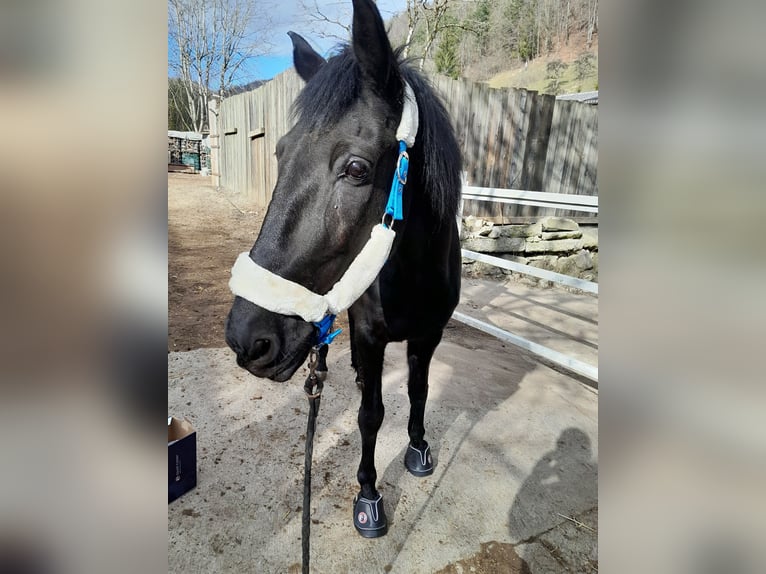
[225,0,408,381]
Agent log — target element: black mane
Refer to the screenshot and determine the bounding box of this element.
[293,45,462,224]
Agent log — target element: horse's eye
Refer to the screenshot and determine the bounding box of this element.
[344,160,368,181]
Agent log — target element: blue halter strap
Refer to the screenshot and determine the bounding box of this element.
[383,141,409,225]
[312,139,410,346]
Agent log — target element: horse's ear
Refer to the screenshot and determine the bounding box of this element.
[288,31,326,83]
[351,0,399,97]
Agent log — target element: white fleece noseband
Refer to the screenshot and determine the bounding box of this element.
[229,224,396,322]
[229,82,418,323]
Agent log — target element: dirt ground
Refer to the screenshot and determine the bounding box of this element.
[168,173,598,573]
[168,173,368,351]
[168,173,262,351]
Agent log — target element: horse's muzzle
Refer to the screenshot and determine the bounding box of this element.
[225,296,314,382]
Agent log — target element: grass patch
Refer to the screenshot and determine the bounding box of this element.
[487,53,598,95]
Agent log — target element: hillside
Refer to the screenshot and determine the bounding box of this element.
[386,0,598,95]
[487,38,598,94]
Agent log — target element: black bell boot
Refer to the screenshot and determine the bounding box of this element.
[404,441,434,477]
[353,493,388,538]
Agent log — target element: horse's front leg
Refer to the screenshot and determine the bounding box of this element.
[404,331,443,477]
[347,313,364,389]
[315,343,328,381]
[352,332,388,538]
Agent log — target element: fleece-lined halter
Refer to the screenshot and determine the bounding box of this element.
[228,82,419,343]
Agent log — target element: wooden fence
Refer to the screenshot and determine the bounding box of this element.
[432,76,598,221]
[218,69,305,207]
[216,69,597,218]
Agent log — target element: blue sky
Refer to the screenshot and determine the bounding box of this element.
[172,0,408,85]
[243,0,408,81]
[244,54,295,81]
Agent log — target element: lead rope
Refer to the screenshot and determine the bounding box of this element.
[302,345,324,574]
[301,313,340,573]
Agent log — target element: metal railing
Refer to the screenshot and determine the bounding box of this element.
[455,185,599,382]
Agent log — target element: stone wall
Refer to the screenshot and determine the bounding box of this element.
[461,216,598,284]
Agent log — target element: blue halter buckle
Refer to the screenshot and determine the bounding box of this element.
[313,314,342,347]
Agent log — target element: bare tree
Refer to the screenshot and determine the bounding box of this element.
[418,0,450,70]
[298,0,352,43]
[587,0,598,47]
[402,0,421,58]
[168,0,270,133]
[296,0,427,62]
[168,78,194,131]
[415,0,485,71]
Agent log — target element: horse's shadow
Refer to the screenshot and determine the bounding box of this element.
[508,428,598,571]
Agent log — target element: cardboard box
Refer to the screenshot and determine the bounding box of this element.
[168,416,197,503]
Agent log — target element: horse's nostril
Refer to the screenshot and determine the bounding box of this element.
[251,338,271,361]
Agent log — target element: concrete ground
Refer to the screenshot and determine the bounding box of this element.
[458,276,599,375]
[168,283,598,573]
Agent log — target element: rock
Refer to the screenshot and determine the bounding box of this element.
[538,216,579,232]
[462,260,505,278]
[527,255,558,271]
[462,215,487,234]
[524,239,583,254]
[477,223,494,236]
[553,256,569,274]
[552,251,593,277]
[486,227,502,239]
[573,249,593,271]
[462,215,494,238]
[461,236,526,253]
[481,225,494,236]
[497,223,543,238]
[581,226,598,249]
[541,231,582,240]
[499,254,528,265]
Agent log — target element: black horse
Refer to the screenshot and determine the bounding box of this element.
[225,0,461,538]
